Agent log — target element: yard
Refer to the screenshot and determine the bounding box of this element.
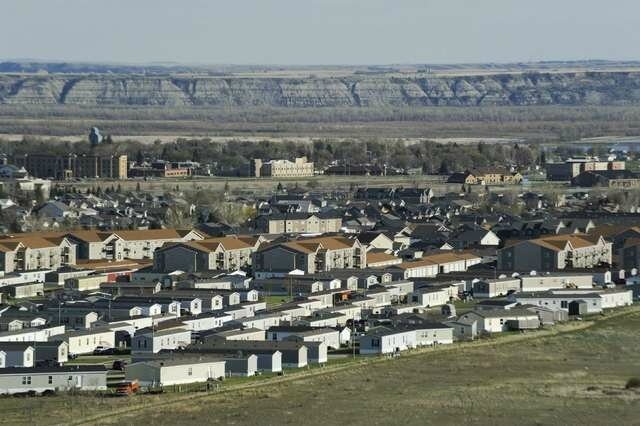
[2,306,640,425]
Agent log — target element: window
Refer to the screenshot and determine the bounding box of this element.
[188,367,193,376]
[22,376,31,385]
[48,376,53,384]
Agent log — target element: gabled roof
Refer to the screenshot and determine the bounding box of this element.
[112,229,204,241]
[509,234,606,252]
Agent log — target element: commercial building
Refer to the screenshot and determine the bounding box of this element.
[14,154,128,180]
[251,157,314,178]
[571,170,640,188]
[545,158,625,181]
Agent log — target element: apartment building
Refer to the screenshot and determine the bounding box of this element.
[14,154,128,180]
[256,212,342,234]
[545,157,625,181]
[447,168,522,185]
[253,236,367,278]
[251,157,314,178]
[0,233,76,273]
[154,236,260,272]
[498,234,612,271]
[66,229,207,261]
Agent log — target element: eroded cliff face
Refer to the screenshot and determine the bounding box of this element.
[1,72,640,107]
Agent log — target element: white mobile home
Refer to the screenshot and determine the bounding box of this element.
[126,358,225,387]
[0,365,107,395]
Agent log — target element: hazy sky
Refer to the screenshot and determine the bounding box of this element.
[2,0,640,65]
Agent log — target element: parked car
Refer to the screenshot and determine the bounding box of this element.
[93,346,116,355]
[112,360,127,371]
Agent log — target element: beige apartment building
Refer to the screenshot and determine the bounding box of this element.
[0,233,76,273]
[251,157,314,178]
[154,236,261,272]
[253,236,367,278]
[66,229,207,261]
[498,234,612,271]
[257,212,342,234]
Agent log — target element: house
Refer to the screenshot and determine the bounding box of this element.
[355,232,394,251]
[23,341,70,365]
[366,252,402,268]
[153,237,258,273]
[411,287,450,307]
[266,326,340,349]
[444,317,478,341]
[472,278,520,298]
[189,340,310,368]
[223,353,259,376]
[126,357,226,387]
[518,273,594,292]
[498,234,612,271]
[0,365,107,395]
[359,326,418,355]
[412,323,454,346]
[523,305,569,325]
[63,328,116,355]
[511,288,632,314]
[100,281,162,297]
[253,236,367,278]
[451,229,500,249]
[131,327,192,355]
[447,172,477,185]
[475,299,519,310]
[0,326,66,342]
[391,252,482,279]
[1,282,44,299]
[206,328,265,342]
[457,309,541,334]
[0,343,34,367]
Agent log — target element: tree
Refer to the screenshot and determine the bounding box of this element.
[136,150,144,165]
[438,160,449,175]
[539,151,547,165]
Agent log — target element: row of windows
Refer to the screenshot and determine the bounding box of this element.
[21,375,75,385]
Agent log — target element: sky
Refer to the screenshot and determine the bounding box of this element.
[2,0,640,65]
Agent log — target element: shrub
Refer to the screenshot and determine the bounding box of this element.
[625,377,640,389]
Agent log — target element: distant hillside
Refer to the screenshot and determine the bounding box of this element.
[2,71,640,107]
